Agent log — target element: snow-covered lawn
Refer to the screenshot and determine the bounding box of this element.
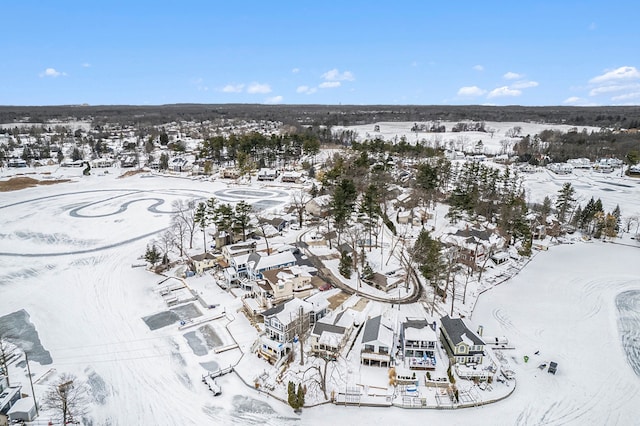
[1,164,639,425]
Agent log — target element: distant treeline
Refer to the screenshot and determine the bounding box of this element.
[2,104,640,129]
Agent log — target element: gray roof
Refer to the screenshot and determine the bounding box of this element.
[454,228,491,241]
[402,319,432,333]
[440,315,485,346]
[312,322,346,337]
[261,302,287,318]
[362,315,382,343]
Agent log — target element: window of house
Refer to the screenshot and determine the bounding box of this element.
[364,344,375,352]
[379,346,389,354]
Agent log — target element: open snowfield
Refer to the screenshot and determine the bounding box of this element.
[1,163,639,425]
[335,121,602,154]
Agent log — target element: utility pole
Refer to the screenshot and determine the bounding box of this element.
[25,352,39,416]
[298,306,305,366]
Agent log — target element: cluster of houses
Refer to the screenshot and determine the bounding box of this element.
[0,374,37,423]
[547,157,625,175]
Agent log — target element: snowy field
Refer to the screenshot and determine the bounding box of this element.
[335,121,602,154]
[1,163,639,425]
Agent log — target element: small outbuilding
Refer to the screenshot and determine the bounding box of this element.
[548,361,558,375]
[7,397,37,422]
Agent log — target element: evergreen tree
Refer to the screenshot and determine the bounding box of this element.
[331,179,357,242]
[612,204,622,233]
[296,383,305,408]
[159,153,169,170]
[194,202,209,253]
[144,245,161,266]
[555,183,576,224]
[412,229,445,285]
[339,251,352,279]
[234,201,253,241]
[360,184,381,250]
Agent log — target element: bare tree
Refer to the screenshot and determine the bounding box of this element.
[154,230,175,263]
[172,199,197,249]
[170,214,188,257]
[291,190,311,227]
[0,335,16,386]
[44,373,89,424]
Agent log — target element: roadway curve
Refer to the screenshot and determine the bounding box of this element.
[297,230,423,304]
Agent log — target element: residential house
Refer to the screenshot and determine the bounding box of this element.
[222,242,257,265]
[400,319,438,370]
[261,266,314,303]
[281,170,302,183]
[441,226,503,271]
[222,167,240,179]
[310,308,360,359]
[261,217,289,233]
[190,252,218,274]
[259,298,325,363]
[0,374,21,416]
[360,315,395,367]
[305,195,332,218]
[257,168,278,181]
[246,251,297,280]
[440,315,486,365]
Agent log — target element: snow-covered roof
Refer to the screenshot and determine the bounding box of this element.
[361,315,394,346]
[440,315,485,346]
[402,320,437,342]
[248,251,296,272]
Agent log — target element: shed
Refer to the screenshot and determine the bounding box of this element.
[7,397,37,422]
[548,361,558,375]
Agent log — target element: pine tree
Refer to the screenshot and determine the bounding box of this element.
[555,183,576,224]
[144,245,161,266]
[339,251,352,279]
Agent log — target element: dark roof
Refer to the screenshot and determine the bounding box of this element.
[402,319,432,333]
[454,228,492,241]
[361,315,382,343]
[261,302,287,318]
[191,252,216,262]
[312,322,346,337]
[440,315,485,346]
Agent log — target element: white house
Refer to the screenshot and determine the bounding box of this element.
[305,195,332,218]
[190,252,217,274]
[400,319,438,370]
[440,315,486,365]
[246,251,297,280]
[360,315,395,367]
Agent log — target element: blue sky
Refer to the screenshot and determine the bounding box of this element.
[1,0,639,106]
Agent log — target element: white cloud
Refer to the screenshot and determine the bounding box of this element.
[296,85,317,95]
[562,96,598,106]
[511,80,539,89]
[487,86,522,98]
[589,66,640,84]
[265,95,283,104]
[457,86,487,97]
[39,68,66,78]
[503,72,523,80]
[589,84,640,96]
[473,65,484,71]
[292,68,300,74]
[611,92,640,102]
[222,84,244,93]
[319,81,341,89]
[321,68,354,81]
[563,96,583,104]
[589,22,597,31]
[247,82,272,94]
[81,63,91,68]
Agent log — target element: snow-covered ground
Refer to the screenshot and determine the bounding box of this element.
[335,121,602,154]
[1,163,639,425]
